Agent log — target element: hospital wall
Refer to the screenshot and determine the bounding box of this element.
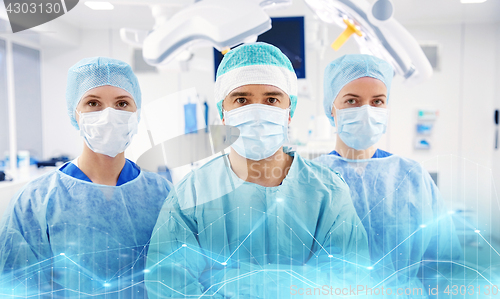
[492,24,500,242]
[388,22,500,242]
[36,17,500,239]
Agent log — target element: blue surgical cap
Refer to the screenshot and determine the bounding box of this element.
[214,42,298,119]
[323,54,394,126]
[66,57,142,129]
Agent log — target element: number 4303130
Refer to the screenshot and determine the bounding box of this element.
[444,285,499,296]
[5,2,63,14]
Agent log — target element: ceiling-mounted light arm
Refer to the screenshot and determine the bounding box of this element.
[150,4,185,29]
[369,0,394,23]
[377,20,433,85]
[305,0,433,86]
[120,28,149,48]
[119,0,293,64]
[259,0,293,10]
[119,1,194,48]
[142,0,272,66]
[367,0,432,85]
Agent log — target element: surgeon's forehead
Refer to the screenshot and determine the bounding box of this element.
[82,85,133,97]
[227,84,286,96]
[346,76,385,88]
[78,85,137,108]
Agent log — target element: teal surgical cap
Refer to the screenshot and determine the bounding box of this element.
[323,54,394,126]
[214,42,298,119]
[66,57,142,129]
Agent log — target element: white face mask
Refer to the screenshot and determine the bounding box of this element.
[335,104,388,150]
[78,107,139,158]
[224,104,289,161]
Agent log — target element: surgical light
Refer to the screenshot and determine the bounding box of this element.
[141,0,271,66]
[304,0,433,86]
[84,1,115,10]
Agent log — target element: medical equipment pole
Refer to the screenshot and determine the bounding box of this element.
[6,40,17,173]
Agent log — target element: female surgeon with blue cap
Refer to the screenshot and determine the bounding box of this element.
[315,54,463,298]
[0,57,172,298]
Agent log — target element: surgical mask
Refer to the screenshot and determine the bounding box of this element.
[78,107,139,158]
[224,104,289,161]
[334,104,388,150]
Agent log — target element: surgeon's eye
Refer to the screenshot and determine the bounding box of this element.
[87,100,99,107]
[267,97,278,104]
[117,101,129,108]
[235,98,247,104]
[346,99,356,105]
[373,99,385,106]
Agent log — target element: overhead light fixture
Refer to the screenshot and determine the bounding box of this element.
[460,0,487,3]
[84,1,115,10]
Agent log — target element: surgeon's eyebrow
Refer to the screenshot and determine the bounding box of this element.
[228,91,253,97]
[373,94,387,98]
[342,93,360,98]
[83,94,101,99]
[115,95,133,100]
[263,91,285,97]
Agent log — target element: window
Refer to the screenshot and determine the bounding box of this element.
[0,39,42,167]
[0,39,8,158]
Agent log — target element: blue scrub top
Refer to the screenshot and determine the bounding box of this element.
[314,152,464,297]
[329,148,393,159]
[0,165,172,297]
[59,158,140,186]
[145,152,370,298]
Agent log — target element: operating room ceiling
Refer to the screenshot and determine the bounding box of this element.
[51,0,500,30]
[393,0,500,25]
[1,0,498,32]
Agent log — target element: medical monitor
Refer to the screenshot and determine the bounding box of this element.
[213,16,306,80]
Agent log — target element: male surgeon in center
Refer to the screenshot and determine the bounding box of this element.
[145,43,369,298]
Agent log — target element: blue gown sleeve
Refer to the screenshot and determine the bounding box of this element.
[0,186,59,296]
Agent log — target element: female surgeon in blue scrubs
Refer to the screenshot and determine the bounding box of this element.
[315,54,463,298]
[0,57,172,298]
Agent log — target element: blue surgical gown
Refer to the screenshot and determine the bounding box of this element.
[59,158,141,185]
[0,163,172,298]
[145,152,370,299]
[314,153,463,298]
